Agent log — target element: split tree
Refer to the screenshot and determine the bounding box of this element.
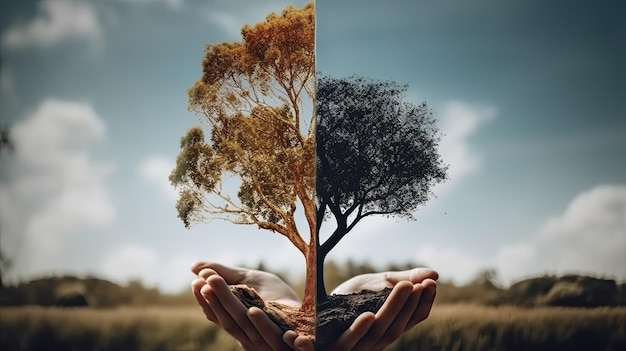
[170,2,448,319]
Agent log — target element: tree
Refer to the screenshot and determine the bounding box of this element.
[0,124,14,289]
[170,3,316,312]
[0,127,14,153]
[315,75,448,300]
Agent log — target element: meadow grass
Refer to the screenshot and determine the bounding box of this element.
[0,306,239,351]
[388,304,626,351]
[2,304,625,350]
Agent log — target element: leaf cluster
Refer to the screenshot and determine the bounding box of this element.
[188,3,315,126]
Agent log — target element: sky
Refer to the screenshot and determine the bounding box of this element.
[0,0,624,293]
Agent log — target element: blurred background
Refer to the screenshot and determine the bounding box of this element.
[1,1,625,350]
[1,0,314,294]
[2,0,623,296]
[316,0,625,287]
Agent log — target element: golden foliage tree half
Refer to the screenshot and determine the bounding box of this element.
[169,3,316,312]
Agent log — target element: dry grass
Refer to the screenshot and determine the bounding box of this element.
[0,306,238,351]
[387,304,626,351]
[2,305,625,351]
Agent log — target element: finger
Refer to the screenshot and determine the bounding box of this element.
[283,331,314,351]
[207,275,270,350]
[192,261,248,284]
[201,283,238,331]
[282,331,298,350]
[191,261,210,275]
[198,268,218,280]
[328,311,375,351]
[407,279,437,327]
[202,277,258,349]
[384,268,439,285]
[375,284,423,348]
[293,335,315,351]
[352,281,413,351]
[248,307,291,351]
[192,278,218,323]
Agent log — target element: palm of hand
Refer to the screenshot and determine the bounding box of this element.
[192,262,307,351]
[326,268,439,351]
[238,270,301,307]
[332,268,439,295]
[192,262,300,306]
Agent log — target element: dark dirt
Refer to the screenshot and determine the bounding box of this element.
[315,288,393,350]
[230,285,392,349]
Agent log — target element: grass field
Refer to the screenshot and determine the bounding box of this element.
[2,304,625,351]
[389,304,626,351]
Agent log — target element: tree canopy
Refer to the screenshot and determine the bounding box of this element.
[316,75,448,262]
[170,3,315,249]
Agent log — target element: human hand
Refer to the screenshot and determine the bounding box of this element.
[191,261,314,351]
[327,268,438,351]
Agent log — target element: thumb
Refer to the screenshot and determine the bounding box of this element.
[384,268,438,284]
[191,261,249,284]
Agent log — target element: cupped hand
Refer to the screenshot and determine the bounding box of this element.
[191,261,313,351]
[327,268,438,351]
[191,262,437,351]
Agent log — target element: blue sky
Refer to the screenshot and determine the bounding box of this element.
[1,0,624,293]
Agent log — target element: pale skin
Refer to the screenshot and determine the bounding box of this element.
[192,262,437,351]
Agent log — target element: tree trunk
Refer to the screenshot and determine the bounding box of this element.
[300,242,317,314]
[316,223,347,303]
[316,247,328,303]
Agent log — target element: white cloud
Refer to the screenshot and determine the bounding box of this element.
[138,155,177,201]
[436,101,496,194]
[100,244,158,283]
[159,254,200,292]
[0,99,114,280]
[493,243,537,282]
[532,185,626,278]
[415,184,626,285]
[1,0,102,50]
[99,244,215,293]
[415,244,486,285]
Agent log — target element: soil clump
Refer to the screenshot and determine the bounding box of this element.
[231,285,392,349]
[316,288,392,349]
[230,285,314,339]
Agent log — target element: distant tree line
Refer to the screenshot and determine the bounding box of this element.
[0,276,195,307]
[1,263,624,308]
